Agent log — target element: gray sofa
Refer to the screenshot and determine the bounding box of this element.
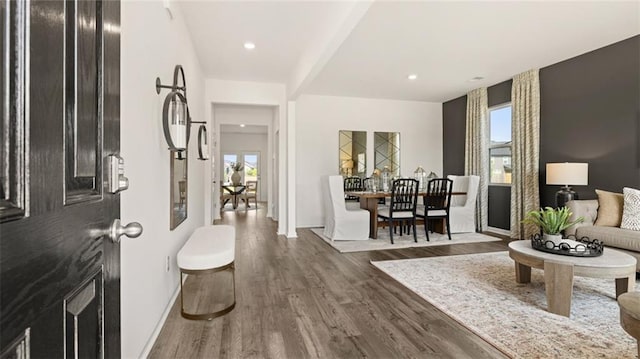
[566,199,640,271]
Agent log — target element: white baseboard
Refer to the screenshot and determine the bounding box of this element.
[139,275,186,359]
[296,224,322,229]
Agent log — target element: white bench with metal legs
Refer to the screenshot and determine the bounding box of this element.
[177,225,236,320]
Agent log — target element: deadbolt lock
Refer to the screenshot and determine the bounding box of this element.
[107,154,129,194]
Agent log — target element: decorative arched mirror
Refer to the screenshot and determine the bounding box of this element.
[157,65,191,229]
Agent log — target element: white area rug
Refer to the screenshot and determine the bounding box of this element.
[371,251,638,358]
[310,227,501,253]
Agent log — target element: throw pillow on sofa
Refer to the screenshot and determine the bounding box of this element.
[594,189,624,227]
[621,187,640,231]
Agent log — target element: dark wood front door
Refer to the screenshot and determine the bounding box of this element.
[1,0,123,357]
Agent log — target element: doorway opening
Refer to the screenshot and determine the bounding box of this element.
[217,124,269,214]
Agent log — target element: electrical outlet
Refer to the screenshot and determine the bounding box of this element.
[166,256,170,272]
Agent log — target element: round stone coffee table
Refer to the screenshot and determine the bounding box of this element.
[618,291,640,357]
[508,240,637,317]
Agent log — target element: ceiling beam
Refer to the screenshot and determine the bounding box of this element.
[286,1,373,100]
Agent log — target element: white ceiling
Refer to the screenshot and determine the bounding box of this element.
[179,0,356,83]
[178,1,640,102]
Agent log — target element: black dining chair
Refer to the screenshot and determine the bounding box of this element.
[416,178,453,241]
[377,178,419,244]
[343,176,363,202]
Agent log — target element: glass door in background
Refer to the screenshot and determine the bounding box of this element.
[223,154,238,184]
[243,153,260,201]
[222,152,260,187]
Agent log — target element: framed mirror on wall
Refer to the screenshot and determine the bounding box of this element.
[339,130,367,177]
[170,151,187,229]
[374,132,400,176]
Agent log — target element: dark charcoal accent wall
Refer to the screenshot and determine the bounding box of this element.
[488,80,512,107]
[443,36,640,229]
[442,95,466,176]
[488,186,510,229]
[539,36,640,207]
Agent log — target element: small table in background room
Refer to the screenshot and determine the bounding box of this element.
[221,184,246,209]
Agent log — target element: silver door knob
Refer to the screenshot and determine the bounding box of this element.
[109,219,143,243]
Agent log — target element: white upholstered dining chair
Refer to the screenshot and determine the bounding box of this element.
[323,175,370,241]
[447,175,480,233]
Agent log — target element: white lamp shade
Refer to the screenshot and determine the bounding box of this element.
[341,160,354,169]
[546,163,588,186]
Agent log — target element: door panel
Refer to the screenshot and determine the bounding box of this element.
[0,0,121,357]
[64,270,102,359]
[0,0,27,222]
[65,0,102,203]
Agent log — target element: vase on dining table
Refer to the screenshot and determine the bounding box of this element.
[231,171,241,186]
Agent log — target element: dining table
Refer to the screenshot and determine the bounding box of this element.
[221,184,247,209]
[346,190,466,239]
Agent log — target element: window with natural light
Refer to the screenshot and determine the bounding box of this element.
[489,104,512,184]
[243,154,258,183]
[223,154,237,184]
[223,153,260,186]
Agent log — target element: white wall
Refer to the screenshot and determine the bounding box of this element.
[220,132,269,202]
[296,94,443,227]
[121,2,205,358]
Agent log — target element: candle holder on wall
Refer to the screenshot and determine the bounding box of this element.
[197,124,209,161]
[157,65,209,160]
[156,65,191,152]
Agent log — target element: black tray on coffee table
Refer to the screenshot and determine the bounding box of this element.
[530,234,604,257]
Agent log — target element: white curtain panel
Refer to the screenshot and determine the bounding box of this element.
[510,69,541,240]
[464,88,489,232]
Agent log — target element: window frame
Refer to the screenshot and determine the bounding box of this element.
[488,102,512,186]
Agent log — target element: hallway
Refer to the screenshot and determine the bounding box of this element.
[149,207,509,358]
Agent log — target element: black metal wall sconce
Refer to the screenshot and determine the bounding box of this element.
[197,125,209,161]
[157,65,191,153]
[156,65,209,161]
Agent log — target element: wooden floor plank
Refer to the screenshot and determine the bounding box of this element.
[148,207,509,358]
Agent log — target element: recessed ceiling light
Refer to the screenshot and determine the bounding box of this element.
[469,76,485,82]
[243,42,255,50]
[407,74,418,80]
[240,124,246,127]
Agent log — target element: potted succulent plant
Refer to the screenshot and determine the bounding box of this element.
[523,206,584,245]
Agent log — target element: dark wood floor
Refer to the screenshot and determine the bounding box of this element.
[149,207,511,358]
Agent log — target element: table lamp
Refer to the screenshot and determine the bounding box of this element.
[341,159,354,177]
[546,162,588,208]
